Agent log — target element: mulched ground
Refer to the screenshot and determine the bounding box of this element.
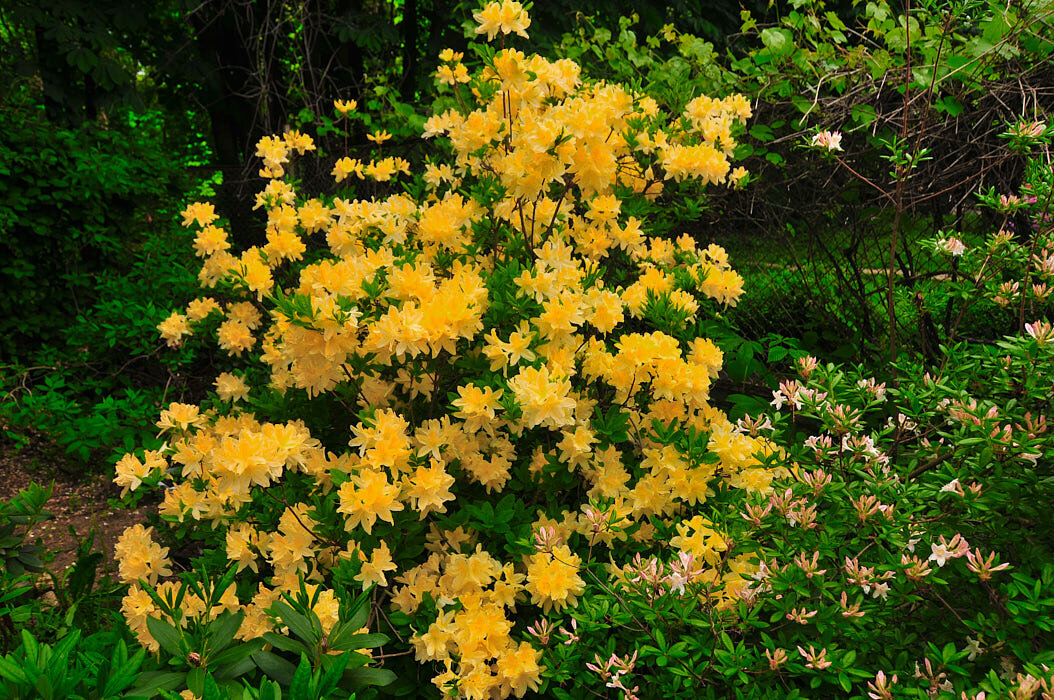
[0,438,145,576]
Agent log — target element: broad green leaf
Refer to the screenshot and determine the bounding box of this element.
[145,617,185,659]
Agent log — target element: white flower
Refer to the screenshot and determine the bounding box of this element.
[666,571,689,595]
[937,237,966,256]
[939,478,963,496]
[928,542,952,567]
[810,130,843,152]
[871,581,890,600]
[965,636,983,661]
[771,390,786,410]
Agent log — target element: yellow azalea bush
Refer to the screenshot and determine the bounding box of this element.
[125,2,778,697]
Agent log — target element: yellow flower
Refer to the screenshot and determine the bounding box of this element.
[227,301,263,329]
[334,99,358,115]
[437,63,471,85]
[337,468,404,534]
[181,201,218,228]
[192,225,230,257]
[283,129,315,154]
[473,1,531,41]
[255,135,289,177]
[114,525,173,586]
[113,451,164,497]
[496,641,544,697]
[310,587,340,634]
[356,541,398,589]
[731,165,749,188]
[367,129,392,144]
[332,157,363,183]
[121,585,160,652]
[452,384,504,426]
[524,544,584,612]
[507,365,576,429]
[217,319,256,356]
[226,523,261,573]
[215,372,250,402]
[237,249,274,299]
[186,296,221,321]
[406,459,456,516]
[156,402,204,433]
[158,312,191,348]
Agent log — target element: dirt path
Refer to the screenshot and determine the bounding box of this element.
[0,441,145,576]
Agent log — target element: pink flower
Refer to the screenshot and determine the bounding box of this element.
[867,670,898,700]
[559,617,579,645]
[526,619,556,645]
[786,607,818,624]
[939,478,964,496]
[1025,320,1053,345]
[965,549,1011,581]
[928,534,970,567]
[797,645,832,670]
[765,648,788,670]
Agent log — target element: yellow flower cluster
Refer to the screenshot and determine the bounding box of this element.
[390,545,542,697]
[473,0,531,41]
[115,524,172,587]
[129,4,783,697]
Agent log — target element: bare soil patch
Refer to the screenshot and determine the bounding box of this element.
[0,440,145,576]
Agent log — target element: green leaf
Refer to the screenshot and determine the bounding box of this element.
[269,601,318,645]
[213,656,256,681]
[290,654,312,700]
[344,666,397,688]
[209,638,266,670]
[21,629,40,662]
[0,656,29,684]
[253,651,297,686]
[127,671,187,699]
[206,611,245,658]
[318,653,351,697]
[187,668,206,696]
[145,616,185,658]
[337,633,389,651]
[767,345,788,363]
[850,103,877,126]
[202,674,222,700]
[262,632,309,656]
[259,681,282,700]
[344,596,370,632]
[934,96,964,116]
[760,28,794,55]
[749,124,775,143]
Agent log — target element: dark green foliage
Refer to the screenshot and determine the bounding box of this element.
[0,173,210,467]
[0,103,189,361]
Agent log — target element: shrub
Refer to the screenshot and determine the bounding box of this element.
[111,2,762,697]
[108,3,1054,698]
